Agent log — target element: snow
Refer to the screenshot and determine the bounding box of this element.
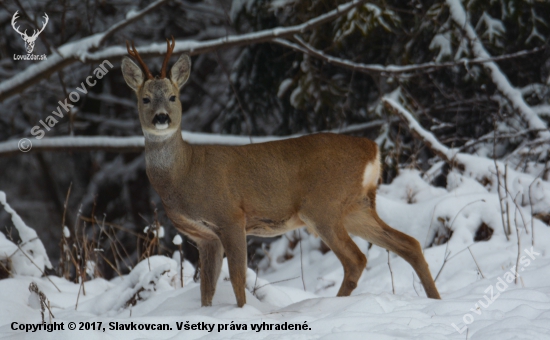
[383,97,459,161]
[77,255,181,315]
[476,12,505,47]
[230,0,256,20]
[0,120,389,154]
[1,164,550,338]
[429,32,452,62]
[277,78,294,98]
[270,0,297,10]
[173,235,183,246]
[290,85,302,108]
[27,289,42,311]
[0,191,52,277]
[446,0,550,141]
[384,96,550,220]
[62,226,70,238]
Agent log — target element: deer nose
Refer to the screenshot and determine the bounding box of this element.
[152,113,170,125]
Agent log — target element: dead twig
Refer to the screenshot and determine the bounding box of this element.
[253,277,300,292]
[434,199,486,282]
[467,246,485,279]
[387,250,396,294]
[493,117,510,241]
[298,229,306,291]
[29,282,55,323]
[10,239,61,292]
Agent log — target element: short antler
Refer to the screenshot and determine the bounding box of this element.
[160,36,176,79]
[126,40,154,80]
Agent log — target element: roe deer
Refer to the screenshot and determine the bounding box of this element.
[121,38,441,307]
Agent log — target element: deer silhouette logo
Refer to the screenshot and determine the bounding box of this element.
[11,11,48,54]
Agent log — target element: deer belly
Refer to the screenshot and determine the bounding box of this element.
[170,214,219,240]
[245,214,305,237]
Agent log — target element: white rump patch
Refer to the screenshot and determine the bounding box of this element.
[362,147,381,188]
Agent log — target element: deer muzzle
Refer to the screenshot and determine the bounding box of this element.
[152,113,171,130]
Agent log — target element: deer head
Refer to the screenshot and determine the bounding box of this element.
[11,11,49,54]
[121,37,191,141]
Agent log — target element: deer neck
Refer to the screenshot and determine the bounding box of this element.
[143,127,191,190]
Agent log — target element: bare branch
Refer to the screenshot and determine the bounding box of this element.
[0,0,365,102]
[96,0,169,48]
[458,128,547,152]
[271,36,544,76]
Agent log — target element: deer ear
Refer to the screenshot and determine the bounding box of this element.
[121,57,144,92]
[170,54,191,89]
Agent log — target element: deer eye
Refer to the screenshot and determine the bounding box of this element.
[142,98,150,104]
[169,96,176,102]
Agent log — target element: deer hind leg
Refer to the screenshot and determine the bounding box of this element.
[345,196,441,299]
[299,210,367,297]
[375,218,441,299]
[196,237,224,306]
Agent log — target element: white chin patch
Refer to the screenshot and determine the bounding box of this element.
[143,126,177,141]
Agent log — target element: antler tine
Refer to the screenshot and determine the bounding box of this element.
[126,40,154,80]
[11,11,24,36]
[33,13,49,37]
[160,36,176,79]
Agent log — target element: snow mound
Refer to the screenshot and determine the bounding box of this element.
[0,156,549,339]
[78,255,180,315]
[0,191,52,277]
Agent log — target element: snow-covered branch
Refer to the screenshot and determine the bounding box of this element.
[0,0,365,102]
[446,0,550,141]
[96,0,170,48]
[86,0,365,61]
[273,36,545,76]
[383,97,550,219]
[0,119,388,156]
[383,97,459,164]
[0,191,52,277]
[0,0,169,102]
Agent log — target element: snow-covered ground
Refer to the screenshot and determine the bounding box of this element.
[1,166,549,339]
